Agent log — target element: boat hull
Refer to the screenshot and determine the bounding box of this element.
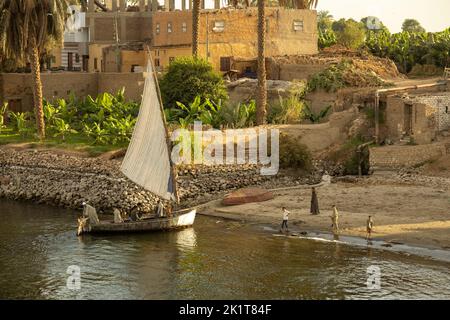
[83,209,196,234]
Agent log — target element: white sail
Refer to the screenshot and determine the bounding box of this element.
[120,61,174,201]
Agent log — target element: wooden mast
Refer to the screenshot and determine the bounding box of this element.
[146,47,180,204]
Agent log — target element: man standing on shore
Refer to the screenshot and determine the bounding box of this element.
[330,205,339,235]
[280,207,290,233]
[310,187,320,215]
[366,216,374,240]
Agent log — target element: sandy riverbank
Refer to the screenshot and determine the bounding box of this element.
[199,175,450,250]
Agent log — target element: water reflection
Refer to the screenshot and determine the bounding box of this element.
[0,200,449,300]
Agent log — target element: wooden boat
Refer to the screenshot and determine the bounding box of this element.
[77,52,195,235]
[79,209,196,235]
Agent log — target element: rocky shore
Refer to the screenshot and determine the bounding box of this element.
[0,148,321,214]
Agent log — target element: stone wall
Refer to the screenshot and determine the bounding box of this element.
[370,143,448,169]
[411,94,450,132]
[0,72,145,112]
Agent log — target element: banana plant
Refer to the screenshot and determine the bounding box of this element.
[9,111,33,137]
[52,118,77,142]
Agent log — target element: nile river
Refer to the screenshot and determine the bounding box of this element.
[0,200,449,299]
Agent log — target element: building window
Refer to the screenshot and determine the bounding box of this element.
[220,57,231,72]
[213,21,225,33]
[75,53,80,63]
[94,58,98,70]
[293,20,304,32]
[182,22,187,33]
[167,22,172,33]
[266,18,269,33]
[156,50,160,57]
[155,58,160,67]
[156,23,160,34]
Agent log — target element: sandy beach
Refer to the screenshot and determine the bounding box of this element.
[200,175,450,250]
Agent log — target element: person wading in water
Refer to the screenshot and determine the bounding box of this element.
[280,207,290,233]
[330,205,339,235]
[310,187,320,215]
[366,215,374,240]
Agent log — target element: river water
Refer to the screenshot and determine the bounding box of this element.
[0,200,449,300]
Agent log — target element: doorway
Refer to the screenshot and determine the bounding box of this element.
[404,103,413,136]
[67,52,73,71]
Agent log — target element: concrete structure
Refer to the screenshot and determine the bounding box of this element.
[85,0,153,72]
[151,8,318,74]
[49,5,89,71]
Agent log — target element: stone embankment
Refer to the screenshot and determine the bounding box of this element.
[0,149,320,214]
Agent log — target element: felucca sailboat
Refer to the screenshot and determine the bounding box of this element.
[77,57,196,235]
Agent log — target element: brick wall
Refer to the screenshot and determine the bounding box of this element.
[0,72,144,112]
[384,93,450,144]
[411,94,450,132]
[370,144,447,169]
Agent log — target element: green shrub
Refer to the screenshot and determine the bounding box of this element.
[319,28,337,49]
[279,134,312,170]
[332,19,366,49]
[268,92,306,125]
[159,57,228,110]
[218,100,256,129]
[9,111,34,138]
[173,95,223,129]
[304,104,332,123]
[40,89,139,145]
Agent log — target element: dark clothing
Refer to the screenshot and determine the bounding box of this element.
[281,220,288,230]
[310,189,320,215]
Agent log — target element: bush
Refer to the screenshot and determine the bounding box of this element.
[218,100,256,128]
[332,19,366,49]
[268,88,307,124]
[159,57,228,110]
[41,89,139,145]
[279,134,312,170]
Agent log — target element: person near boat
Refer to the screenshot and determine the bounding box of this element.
[366,216,374,240]
[280,207,290,233]
[76,56,196,235]
[113,209,124,223]
[155,200,165,218]
[166,203,173,218]
[330,205,339,235]
[310,187,320,215]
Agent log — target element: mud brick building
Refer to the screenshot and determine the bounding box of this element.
[382,86,450,144]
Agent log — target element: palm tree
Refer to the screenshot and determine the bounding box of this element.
[256,0,266,125]
[192,0,201,57]
[0,0,68,139]
[278,0,318,8]
[255,0,318,125]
